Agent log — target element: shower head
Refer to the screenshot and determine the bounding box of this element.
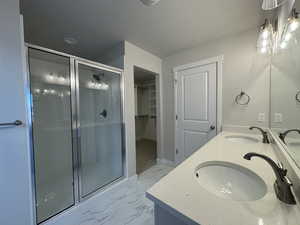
[93,73,105,82]
[93,74,100,82]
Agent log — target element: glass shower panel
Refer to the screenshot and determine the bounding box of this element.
[28,49,74,223]
[77,63,123,197]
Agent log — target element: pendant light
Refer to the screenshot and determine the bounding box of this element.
[280,9,299,49]
[287,8,300,32]
[140,0,161,6]
[262,0,289,10]
[257,19,274,54]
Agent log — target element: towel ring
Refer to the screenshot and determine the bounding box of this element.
[235,91,250,105]
[296,91,300,103]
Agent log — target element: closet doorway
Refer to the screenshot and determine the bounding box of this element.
[134,67,158,174]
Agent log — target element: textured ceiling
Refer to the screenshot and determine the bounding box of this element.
[21,0,264,60]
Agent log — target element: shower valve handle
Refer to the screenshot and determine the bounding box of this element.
[99,109,107,118]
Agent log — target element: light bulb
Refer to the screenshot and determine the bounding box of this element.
[58,76,65,82]
[289,19,299,32]
[261,29,269,39]
[260,47,267,54]
[261,39,268,47]
[280,41,287,49]
[284,32,292,41]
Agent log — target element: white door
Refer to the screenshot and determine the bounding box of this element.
[175,62,217,163]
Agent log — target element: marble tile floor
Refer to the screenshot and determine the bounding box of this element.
[78,163,174,225]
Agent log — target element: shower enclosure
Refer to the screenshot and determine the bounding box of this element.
[27,46,125,224]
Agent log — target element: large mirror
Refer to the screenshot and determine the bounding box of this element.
[270,0,300,168]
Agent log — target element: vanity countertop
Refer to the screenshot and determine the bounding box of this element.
[146,132,300,225]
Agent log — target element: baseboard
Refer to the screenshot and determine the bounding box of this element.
[157,158,175,167]
[128,174,138,183]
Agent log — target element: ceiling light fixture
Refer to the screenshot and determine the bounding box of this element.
[257,19,274,54]
[279,9,299,51]
[64,37,78,45]
[140,0,161,6]
[287,9,300,32]
[262,0,289,10]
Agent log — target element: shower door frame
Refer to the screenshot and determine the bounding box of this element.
[25,44,126,224]
[74,59,126,201]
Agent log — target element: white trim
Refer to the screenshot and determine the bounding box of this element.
[157,72,164,160]
[20,15,36,225]
[173,56,224,73]
[156,158,175,167]
[173,55,223,164]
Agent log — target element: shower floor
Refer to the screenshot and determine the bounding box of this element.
[78,163,174,225]
[136,139,157,174]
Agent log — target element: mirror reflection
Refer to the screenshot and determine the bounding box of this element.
[270,1,300,167]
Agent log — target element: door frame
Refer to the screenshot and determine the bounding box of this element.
[133,66,163,170]
[173,55,223,164]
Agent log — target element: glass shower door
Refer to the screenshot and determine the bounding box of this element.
[28,48,75,223]
[77,62,124,198]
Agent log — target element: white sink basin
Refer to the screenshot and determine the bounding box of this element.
[225,135,259,144]
[195,161,267,201]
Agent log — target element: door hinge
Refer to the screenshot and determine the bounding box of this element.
[176,149,179,154]
[176,115,178,120]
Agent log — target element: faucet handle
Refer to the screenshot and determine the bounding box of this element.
[285,176,293,186]
[278,162,284,169]
[278,162,288,176]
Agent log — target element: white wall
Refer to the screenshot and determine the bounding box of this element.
[98,42,125,69]
[124,41,162,176]
[0,2,34,225]
[162,29,270,161]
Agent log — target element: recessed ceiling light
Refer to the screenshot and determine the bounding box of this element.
[64,37,78,45]
[140,0,161,6]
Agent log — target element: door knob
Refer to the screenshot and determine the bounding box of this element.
[210,125,215,130]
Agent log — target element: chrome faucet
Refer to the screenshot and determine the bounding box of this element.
[249,126,270,144]
[244,152,296,205]
[279,129,300,144]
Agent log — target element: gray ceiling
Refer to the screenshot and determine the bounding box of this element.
[21,0,264,60]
